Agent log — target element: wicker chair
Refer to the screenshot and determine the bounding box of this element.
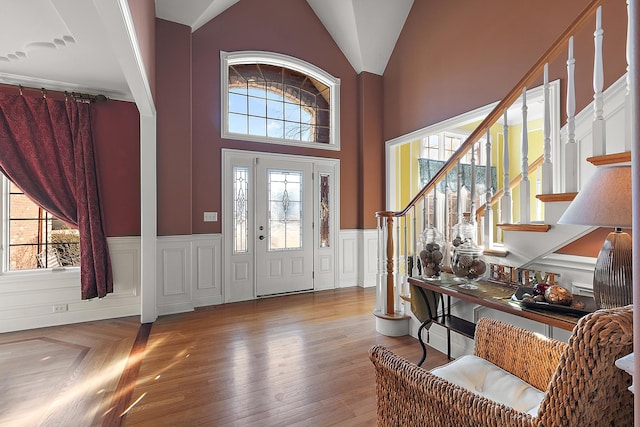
[369,305,633,427]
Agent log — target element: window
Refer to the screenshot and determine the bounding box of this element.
[221,51,340,150]
[3,178,80,271]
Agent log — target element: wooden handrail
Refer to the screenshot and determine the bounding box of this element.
[391,0,601,218]
[476,154,544,218]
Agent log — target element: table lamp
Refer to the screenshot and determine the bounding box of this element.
[557,165,632,308]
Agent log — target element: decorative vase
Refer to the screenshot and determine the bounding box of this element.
[418,227,444,280]
[452,241,487,289]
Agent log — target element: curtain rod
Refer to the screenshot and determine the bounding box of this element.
[16,84,109,104]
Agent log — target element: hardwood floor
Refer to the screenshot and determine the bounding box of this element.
[122,287,447,426]
[0,287,448,426]
[0,316,140,427]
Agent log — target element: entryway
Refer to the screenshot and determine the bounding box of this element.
[222,149,339,302]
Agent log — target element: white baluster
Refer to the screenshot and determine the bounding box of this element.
[625,0,632,151]
[484,128,493,249]
[470,143,477,221]
[443,175,451,266]
[395,215,400,279]
[565,36,578,192]
[456,160,462,222]
[422,197,427,230]
[501,109,512,224]
[432,187,438,231]
[542,63,554,194]
[592,6,606,156]
[399,215,406,296]
[403,214,408,277]
[520,87,531,224]
[412,207,420,279]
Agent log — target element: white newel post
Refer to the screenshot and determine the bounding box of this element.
[484,128,493,249]
[565,36,578,193]
[542,63,554,194]
[592,6,606,156]
[501,109,512,224]
[520,87,531,224]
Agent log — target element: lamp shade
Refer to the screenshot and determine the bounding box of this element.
[557,165,632,228]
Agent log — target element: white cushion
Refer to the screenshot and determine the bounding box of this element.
[431,355,545,417]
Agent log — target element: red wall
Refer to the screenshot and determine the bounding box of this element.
[92,100,141,237]
[384,0,628,141]
[189,0,360,232]
[358,72,385,229]
[156,19,192,236]
[128,0,157,103]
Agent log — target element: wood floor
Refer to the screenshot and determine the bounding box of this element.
[0,316,141,427]
[1,287,448,426]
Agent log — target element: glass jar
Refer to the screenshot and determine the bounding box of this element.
[451,214,476,248]
[418,227,444,280]
[451,241,487,289]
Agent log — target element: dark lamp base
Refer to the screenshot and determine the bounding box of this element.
[593,229,632,309]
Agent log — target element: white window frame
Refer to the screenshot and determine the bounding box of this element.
[0,174,79,274]
[221,50,341,151]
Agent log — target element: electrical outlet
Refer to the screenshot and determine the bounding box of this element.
[53,304,68,313]
[204,212,218,222]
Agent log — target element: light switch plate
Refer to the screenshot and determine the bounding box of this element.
[204,212,218,222]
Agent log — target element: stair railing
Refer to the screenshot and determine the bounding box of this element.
[374,0,603,322]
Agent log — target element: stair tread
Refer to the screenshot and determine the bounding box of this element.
[586,151,631,166]
[497,223,551,232]
[536,192,578,202]
[483,248,509,257]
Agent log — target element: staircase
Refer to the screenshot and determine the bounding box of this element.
[374,0,632,336]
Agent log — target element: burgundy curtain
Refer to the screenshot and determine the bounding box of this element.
[0,92,113,299]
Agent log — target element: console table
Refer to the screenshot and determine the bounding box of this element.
[409,273,595,360]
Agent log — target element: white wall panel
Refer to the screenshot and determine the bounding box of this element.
[0,236,141,333]
[192,235,223,307]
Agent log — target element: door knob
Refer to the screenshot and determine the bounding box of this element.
[259,235,265,240]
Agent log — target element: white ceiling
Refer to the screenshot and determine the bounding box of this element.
[0,0,413,101]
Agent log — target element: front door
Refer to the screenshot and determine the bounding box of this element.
[224,151,333,302]
[254,157,314,296]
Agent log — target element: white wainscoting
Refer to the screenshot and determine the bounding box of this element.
[156,234,222,316]
[0,236,141,333]
[339,229,377,288]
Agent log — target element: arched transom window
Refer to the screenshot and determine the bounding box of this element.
[221,51,340,150]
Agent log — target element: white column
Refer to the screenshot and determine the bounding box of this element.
[520,87,531,224]
[501,109,512,224]
[592,6,606,156]
[483,128,494,249]
[565,36,578,193]
[542,63,554,194]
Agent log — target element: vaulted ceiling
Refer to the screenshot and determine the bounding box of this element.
[0,0,413,101]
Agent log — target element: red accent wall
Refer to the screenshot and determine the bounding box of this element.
[92,100,141,237]
[190,0,359,233]
[128,0,157,102]
[156,19,192,236]
[384,0,627,141]
[359,72,385,229]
